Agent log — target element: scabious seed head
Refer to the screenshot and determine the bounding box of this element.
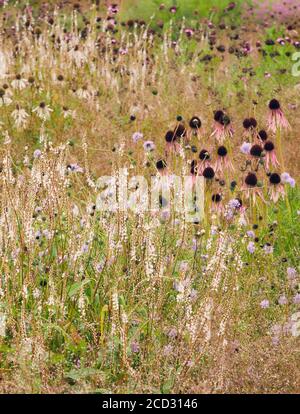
[269,173,281,185]
[245,173,257,187]
[203,167,215,179]
[258,130,268,141]
[264,141,275,152]
[189,116,201,129]
[250,144,263,157]
[217,146,227,157]
[199,149,210,161]
[269,99,280,110]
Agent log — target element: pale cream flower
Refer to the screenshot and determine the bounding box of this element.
[32,102,53,120]
[11,75,28,90]
[11,105,29,128]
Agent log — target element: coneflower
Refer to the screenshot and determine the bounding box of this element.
[250,144,263,158]
[32,102,53,121]
[258,129,268,142]
[11,105,29,129]
[215,145,234,173]
[165,130,181,154]
[211,110,233,142]
[174,123,186,139]
[268,99,290,132]
[211,193,223,213]
[269,173,285,203]
[189,116,202,138]
[243,117,257,137]
[243,172,263,202]
[156,159,167,175]
[203,166,215,180]
[264,141,279,169]
[198,149,211,174]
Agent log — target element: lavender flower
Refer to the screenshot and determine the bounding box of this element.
[247,241,255,253]
[240,142,251,154]
[260,299,270,309]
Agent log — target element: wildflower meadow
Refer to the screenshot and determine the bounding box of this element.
[0,0,299,395]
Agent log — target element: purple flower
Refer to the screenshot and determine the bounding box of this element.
[228,199,241,209]
[293,293,300,305]
[240,142,251,154]
[132,132,143,143]
[263,244,273,254]
[278,295,288,305]
[247,230,255,238]
[287,267,297,279]
[281,172,296,187]
[33,149,42,159]
[247,241,255,254]
[130,340,140,353]
[260,299,269,309]
[143,140,155,152]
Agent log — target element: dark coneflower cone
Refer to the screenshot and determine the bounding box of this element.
[174,123,186,137]
[258,130,268,141]
[199,149,210,161]
[245,173,258,187]
[203,167,215,179]
[264,141,275,152]
[269,99,280,110]
[243,118,252,129]
[156,159,167,170]
[269,173,281,185]
[250,144,263,157]
[212,193,222,202]
[165,130,175,143]
[217,146,227,157]
[249,117,257,127]
[214,110,224,123]
[189,116,202,129]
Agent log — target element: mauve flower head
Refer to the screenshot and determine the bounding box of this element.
[240,142,251,154]
[293,293,300,305]
[260,299,269,309]
[247,241,255,253]
[281,172,296,187]
[247,230,255,238]
[132,132,143,143]
[228,199,241,209]
[263,244,273,254]
[143,140,155,152]
[33,149,42,159]
[287,267,297,279]
[167,327,177,339]
[163,344,174,356]
[278,295,288,305]
[130,340,140,353]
